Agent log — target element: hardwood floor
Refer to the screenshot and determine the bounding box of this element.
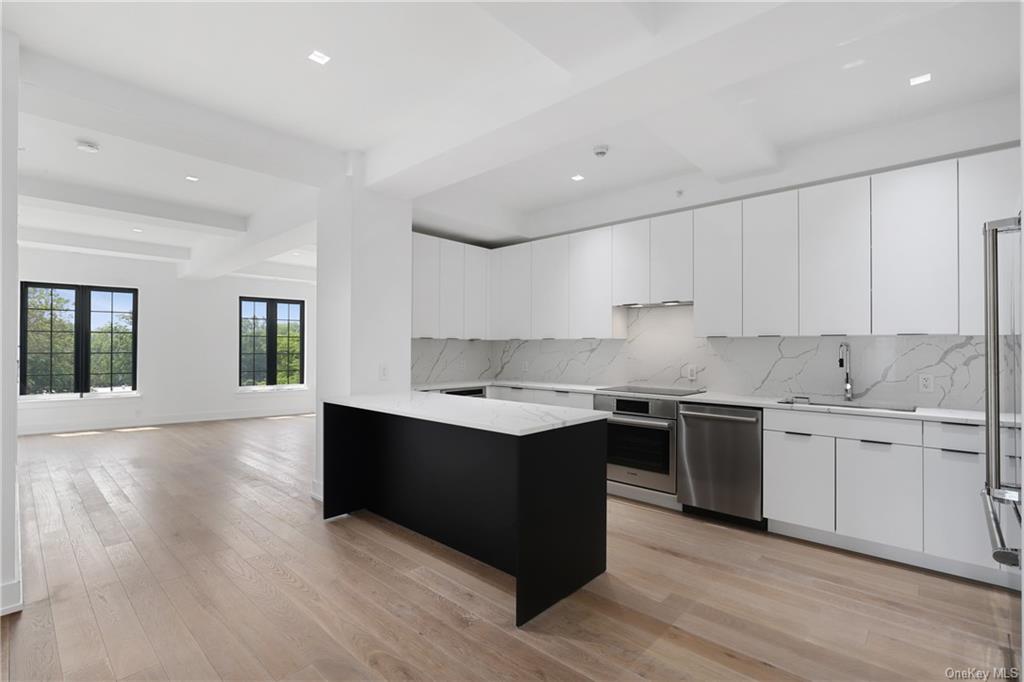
[2,415,1019,681]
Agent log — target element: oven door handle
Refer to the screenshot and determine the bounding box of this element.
[678,410,759,424]
[607,414,676,431]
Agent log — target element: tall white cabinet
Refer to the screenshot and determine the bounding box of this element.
[569,227,617,338]
[743,191,798,336]
[872,160,959,335]
[649,212,693,304]
[438,239,465,339]
[490,243,532,339]
[412,233,440,338]
[959,148,1022,336]
[611,219,650,306]
[693,201,743,337]
[798,177,871,336]
[531,235,569,338]
[464,245,489,339]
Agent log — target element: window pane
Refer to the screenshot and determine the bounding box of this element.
[289,304,300,320]
[90,374,111,390]
[253,301,266,318]
[277,368,289,384]
[240,354,254,372]
[91,332,111,353]
[26,375,48,394]
[277,302,289,320]
[91,354,111,374]
[113,312,133,333]
[241,318,254,336]
[91,291,112,311]
[254,335,267,354]
[111,373,132,390]
[240,372,254,387]
[52,290,75,310]
[254,369,267,385]
[254,353,266,372]
[112,333,132,353]
[285,336,300,354]
[241,336,254,354]
[27,287,50,308]
[52,375,74,393]
[27,310,51,331]
[241,300,254,318]
[111,353,132,375]
[253,319,266,337]
[52,353,74,375]
[112,292,133,312]
[26,354,50,375]
[52,333,73,353]
[27,332,50,353]
[288,372,300,385]
[53,310,74,331]
[91,312,112,331]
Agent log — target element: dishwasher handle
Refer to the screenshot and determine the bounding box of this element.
[679,409,759,424]
[607,414,676,431]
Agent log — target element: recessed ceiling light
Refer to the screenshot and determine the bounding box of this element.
[291,252,301,256]
[842,59,866,70]
[308,50,331,65]
[909,73,932,86]
[571,174,585,182]
[75,140,100,154]
[131,228,143,233]
[184,175,199,182]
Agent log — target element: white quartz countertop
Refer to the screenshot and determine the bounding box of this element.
[324,391,610,436]
[414,380,599,393]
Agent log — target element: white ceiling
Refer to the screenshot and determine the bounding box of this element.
[4,1,1021,258]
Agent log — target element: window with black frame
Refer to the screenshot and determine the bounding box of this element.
[239,297,304,387]
[21,282,138,396]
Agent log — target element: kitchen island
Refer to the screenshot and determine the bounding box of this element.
[322,391,610,626]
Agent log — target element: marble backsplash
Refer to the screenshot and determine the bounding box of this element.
[412,306,1021,412]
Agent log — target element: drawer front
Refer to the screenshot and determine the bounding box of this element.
[764,409,921,446]
[527,389,594,410]
[763,431,835,531]
[835,438,923,551]
[923,447,997,568]
[487,385,533,402]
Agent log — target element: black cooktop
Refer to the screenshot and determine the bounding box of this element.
[597,385,705,398]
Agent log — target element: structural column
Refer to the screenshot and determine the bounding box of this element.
[314,153,412,498]
[0,29,21,615]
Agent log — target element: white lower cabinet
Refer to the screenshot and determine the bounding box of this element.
[923,447,995,568]
[763,430,834,531]
[835,438,923,552]
[486,385,592,409]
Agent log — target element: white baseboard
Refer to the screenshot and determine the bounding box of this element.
[17,406,314,436]
[769,520,1021,590]
[1,579,22,615]
[311,479,323,502]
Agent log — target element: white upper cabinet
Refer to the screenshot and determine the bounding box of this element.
[798,177,871,336]
[649,211,693,304]
[412,233,440,338]
[743,191,798,336]
[490,242,532,339]
[569,227,616,338]
[693,201,743,337]
[438,239,465,339]
[463,245,489,339]
[872,160,958,335]
[959,148,1022,336]
[611,219,651,306]
[531,235,569,338]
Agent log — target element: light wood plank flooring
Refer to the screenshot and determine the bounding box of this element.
[2,415,1019,680]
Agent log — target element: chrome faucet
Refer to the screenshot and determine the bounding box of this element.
[838,342,853,401]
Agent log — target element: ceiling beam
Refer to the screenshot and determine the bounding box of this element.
[18,226,190,262]
[19,50,349,187]
[230,261,316,285]
[19,175,247,235]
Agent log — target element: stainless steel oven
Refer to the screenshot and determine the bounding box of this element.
[594,394,679,494]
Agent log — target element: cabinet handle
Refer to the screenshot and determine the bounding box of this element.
[860,439,893,446]
[940,421,979,428]
[784,431,813,437]
[940,447,981,456]
[705,335,728,339]
[896,332,927,336]
[554,390,570,395]
[757,334,781,338]
[507,386,523,390]
[820,333,847,337]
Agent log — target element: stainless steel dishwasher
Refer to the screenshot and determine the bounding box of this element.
[677,403,763,522]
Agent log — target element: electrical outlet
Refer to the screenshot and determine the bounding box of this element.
[918,373,934,393]
[687,365,697,381]
[521,360,529,373]
[378,363,389,382]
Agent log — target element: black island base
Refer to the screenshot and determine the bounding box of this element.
[322,402,608,626]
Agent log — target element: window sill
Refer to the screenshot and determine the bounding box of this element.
[236,385,309,396]
[19,391,141,406]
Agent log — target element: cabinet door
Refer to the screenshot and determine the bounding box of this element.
[438,239,465,339]
[923,447,998,568]
[693,201,742,337]
[743,191,798,336]
[798,178,871,335]
[612,219,650,306]
[958,148,1021,335]
[836,438,922,551]
[763,431,834,531]
[872,160,958,335]
[569,227,614,338]
[531,235,569,338]
[650,211,693,304]
[464,245,489,339]
[490,243,532,339]
[412,233,439,338]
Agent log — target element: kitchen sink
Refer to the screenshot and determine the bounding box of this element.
[777,397,917,413]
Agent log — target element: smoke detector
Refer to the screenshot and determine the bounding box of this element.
[593,144,609,158]
[75,140,100,154]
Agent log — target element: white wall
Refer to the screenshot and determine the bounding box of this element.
[18,248,316,435]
